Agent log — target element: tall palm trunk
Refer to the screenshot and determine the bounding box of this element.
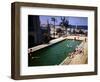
[54,21,56,38]
[51,17,56,38]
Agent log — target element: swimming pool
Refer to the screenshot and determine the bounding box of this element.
[28,39,82,66]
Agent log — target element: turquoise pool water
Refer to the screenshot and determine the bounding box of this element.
[28,39,82,66]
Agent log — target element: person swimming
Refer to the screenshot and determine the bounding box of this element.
[67,44,72,47]
[67,44,69,47]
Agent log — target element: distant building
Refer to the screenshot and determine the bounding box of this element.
[68,25,88,35]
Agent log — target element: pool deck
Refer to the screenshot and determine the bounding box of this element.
[70,42,87,64]
[60,37,88,65]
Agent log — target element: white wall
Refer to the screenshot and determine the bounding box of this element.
[0,0,100,82]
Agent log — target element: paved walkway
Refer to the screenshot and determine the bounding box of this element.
[70,42,87,64]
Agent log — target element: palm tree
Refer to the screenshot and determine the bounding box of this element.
[46,19,50,35]
[51,17,57,38]
[60,17,69,35]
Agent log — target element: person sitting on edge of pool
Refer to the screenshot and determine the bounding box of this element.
[85,38,87,42]
[74,37,76,40]
[74,49,76,53]
[69,52,75,58]
[28,49,30,54]
[29,49,33,56]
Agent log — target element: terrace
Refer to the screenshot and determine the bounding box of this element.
[28,35,87,66]
[28,15,88,66]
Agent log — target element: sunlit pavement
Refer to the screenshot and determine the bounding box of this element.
[60,36,88,65]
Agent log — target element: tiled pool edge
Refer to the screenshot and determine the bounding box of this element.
[28,37,67,53]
